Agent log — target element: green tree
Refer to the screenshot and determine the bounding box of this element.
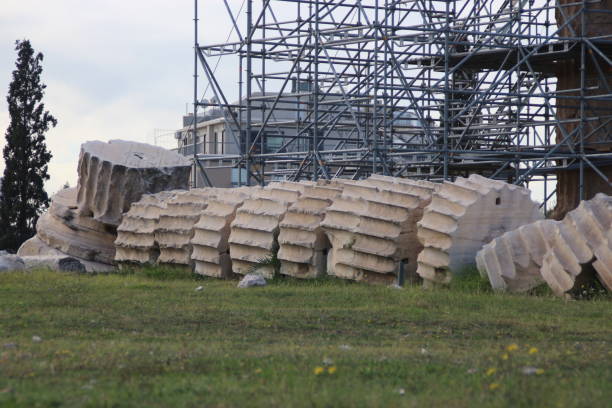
[0,40,57,252]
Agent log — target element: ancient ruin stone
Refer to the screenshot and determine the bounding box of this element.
[476,220,559,292]
[17,236,115,273]
[416,175,542,286]
[35,188,117,265]
[114,191,175,265]
[540,194,612,297]
[155,189,218,266]
[76,140,191,226]
[191,188,253,278]
[0,255,25,272]
[321,176,438,285]
[228,182,306,278]
[237,273,267,288]
[277,182,346,279]
[21,255,86,273]
[18,236,65,257]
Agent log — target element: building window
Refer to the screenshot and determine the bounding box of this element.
[211,132,218,154]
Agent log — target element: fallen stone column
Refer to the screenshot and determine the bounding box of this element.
[540,193,612,297]
[34,188,117,265]
[416,175,542,286]
[155,189,217,267]
[228,182,307,278]
[76,140,191,226]
[114,191,174,265]
[191,188,253,278]
[321,176,438,285]
[18,236,116,273]
[476,220,559,292]
[277,182,346,279]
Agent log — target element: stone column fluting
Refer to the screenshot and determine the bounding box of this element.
[76,140,192,227]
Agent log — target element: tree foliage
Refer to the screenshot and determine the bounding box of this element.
[0,40,57,252]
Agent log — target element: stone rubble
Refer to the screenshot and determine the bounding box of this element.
[0,255,25,272]
[237,273,267,288]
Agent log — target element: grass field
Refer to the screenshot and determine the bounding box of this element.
[0,268,611,407]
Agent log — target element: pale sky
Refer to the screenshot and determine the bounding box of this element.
[0,1,240,194]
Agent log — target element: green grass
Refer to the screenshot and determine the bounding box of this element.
[0,269,610,407]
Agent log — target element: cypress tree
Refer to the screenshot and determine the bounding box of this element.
[0,40,57,252]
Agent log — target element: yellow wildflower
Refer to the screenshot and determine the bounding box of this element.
[314,366,325,375]
[255,368,262,374]
[506,343,519,352]
[501,353,509,361]
[328,366,337,374]
[535,369,545,375]
[489,383,500,391]
[528,347,538,355]
[486,368,497,376]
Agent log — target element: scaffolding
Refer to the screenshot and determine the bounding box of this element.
[192,0,612,213]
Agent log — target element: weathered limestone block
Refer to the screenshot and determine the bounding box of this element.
[155,189,217,266]
[191,188,253,278]
[18,236,66,257]
[540,194,612,297]
[76,140,191,226]
[35,188,117,265]
[18,236,116,273]
[114,191,175,265]
[0,255,25,272]
[278,182,346,279]
[21,255,86,273]
[229,182,307,278]
[476,220,559,292]
[416,175,542,285]
[321,176,439,285]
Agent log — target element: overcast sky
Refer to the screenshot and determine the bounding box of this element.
[1,1,243,194]
[2,1,548,203]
